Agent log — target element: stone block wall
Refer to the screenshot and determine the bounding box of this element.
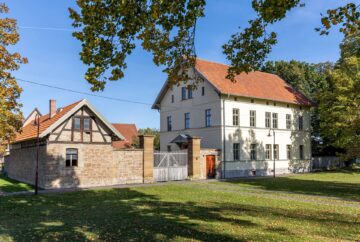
[44,143,144,189]
[5,144,47,186]
[5,139,149,189]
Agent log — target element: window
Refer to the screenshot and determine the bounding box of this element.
[298,115,303,130]
[167,145,172,152]
[181,87,187,100]
[287,145,291,160]
[83,118,91,131]
[205,109,211,127]
[273,144,279,160]
[265,112,271,128]
[201,86,205,96]
[233,143,240,161]
[74,117,81,130]
[171,94,174,103]
[66,148,78,167]
[299,145,304,160]
[250,110,256,127]
[286,114,291,129]
[233,108,239,126]
[167,116,172,131]
[265,144,272,160]
[272,113,278,128]
[188,86,193,99]
[184,113,190,129]
[250,144,257,160]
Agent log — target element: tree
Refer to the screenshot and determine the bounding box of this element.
[0,3,27,149]
[318,32,360,160]
[69,0,359,91]
[132,128,160,150]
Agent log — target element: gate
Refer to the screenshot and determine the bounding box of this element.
[154,151,188,182]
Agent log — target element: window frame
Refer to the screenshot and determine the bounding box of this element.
[205,109,211,127]
[287,145,291,160]
[265,112,271,128]
[272,113,278,129]
[232,108,239,126]
[273,144,279,160]
[167,116,172,131]
[250,110,256,127]
[83,117,91,132]
[187,86,193,99]
[298,115,304,130]
[66,148,78,167]
[181,87,187,100]
[233,143,240,161]
[265,144,272,160]
[184,112,190,129]
[73,117,81,131]
[286,114,291,129]
[250,144,257,160]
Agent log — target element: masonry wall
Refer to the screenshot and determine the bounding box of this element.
[4,144,47,186]
[44,143,143,189]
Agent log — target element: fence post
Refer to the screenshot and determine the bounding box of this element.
[188,136,201,179]
[139,135,154,183]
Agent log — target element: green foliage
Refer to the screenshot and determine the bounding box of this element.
[132,128,160,150]
[69,0,205,91]
[318,33,360,159]
[0,3,27,144]
[70,1,359,90]
[316,3,360,37]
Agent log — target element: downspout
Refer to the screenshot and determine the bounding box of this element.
[222,96,227,179]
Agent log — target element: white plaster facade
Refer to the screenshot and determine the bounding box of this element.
[154,72,312,176]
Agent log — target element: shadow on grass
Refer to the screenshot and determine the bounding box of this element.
[223,170,360,201]
[0,174,33,193]
[0,187,358,241]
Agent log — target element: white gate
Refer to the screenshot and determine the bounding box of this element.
[154,151,188,182]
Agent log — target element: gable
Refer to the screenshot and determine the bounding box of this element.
[13,99,124,143]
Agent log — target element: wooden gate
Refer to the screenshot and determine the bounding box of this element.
[154,151,188,182]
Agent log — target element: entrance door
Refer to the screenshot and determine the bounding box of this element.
[206,155,216,179]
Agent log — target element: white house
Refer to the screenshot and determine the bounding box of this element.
[152,58,313,177]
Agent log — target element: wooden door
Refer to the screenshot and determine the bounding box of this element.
[206,155,216,179]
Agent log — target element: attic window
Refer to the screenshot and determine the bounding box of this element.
[74,118,81,130]
[84,118,91,131]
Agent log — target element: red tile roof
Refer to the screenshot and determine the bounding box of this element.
[13,100,82,143]
[112,124,138,149]
[195,58,312,106]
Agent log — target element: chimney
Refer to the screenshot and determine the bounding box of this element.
[49,99,56,118]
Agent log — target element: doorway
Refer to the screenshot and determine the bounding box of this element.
[206,155,216,179]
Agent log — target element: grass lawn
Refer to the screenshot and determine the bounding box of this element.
[0,170,359,241]
[0,174,33,193]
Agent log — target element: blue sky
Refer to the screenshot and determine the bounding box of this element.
[4,0,351,128]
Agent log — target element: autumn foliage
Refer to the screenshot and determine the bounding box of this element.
[0,3,27,147]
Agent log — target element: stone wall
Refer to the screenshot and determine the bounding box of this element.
[5,141,146,189]
[44,143,144,189]
[4,144,47,186]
